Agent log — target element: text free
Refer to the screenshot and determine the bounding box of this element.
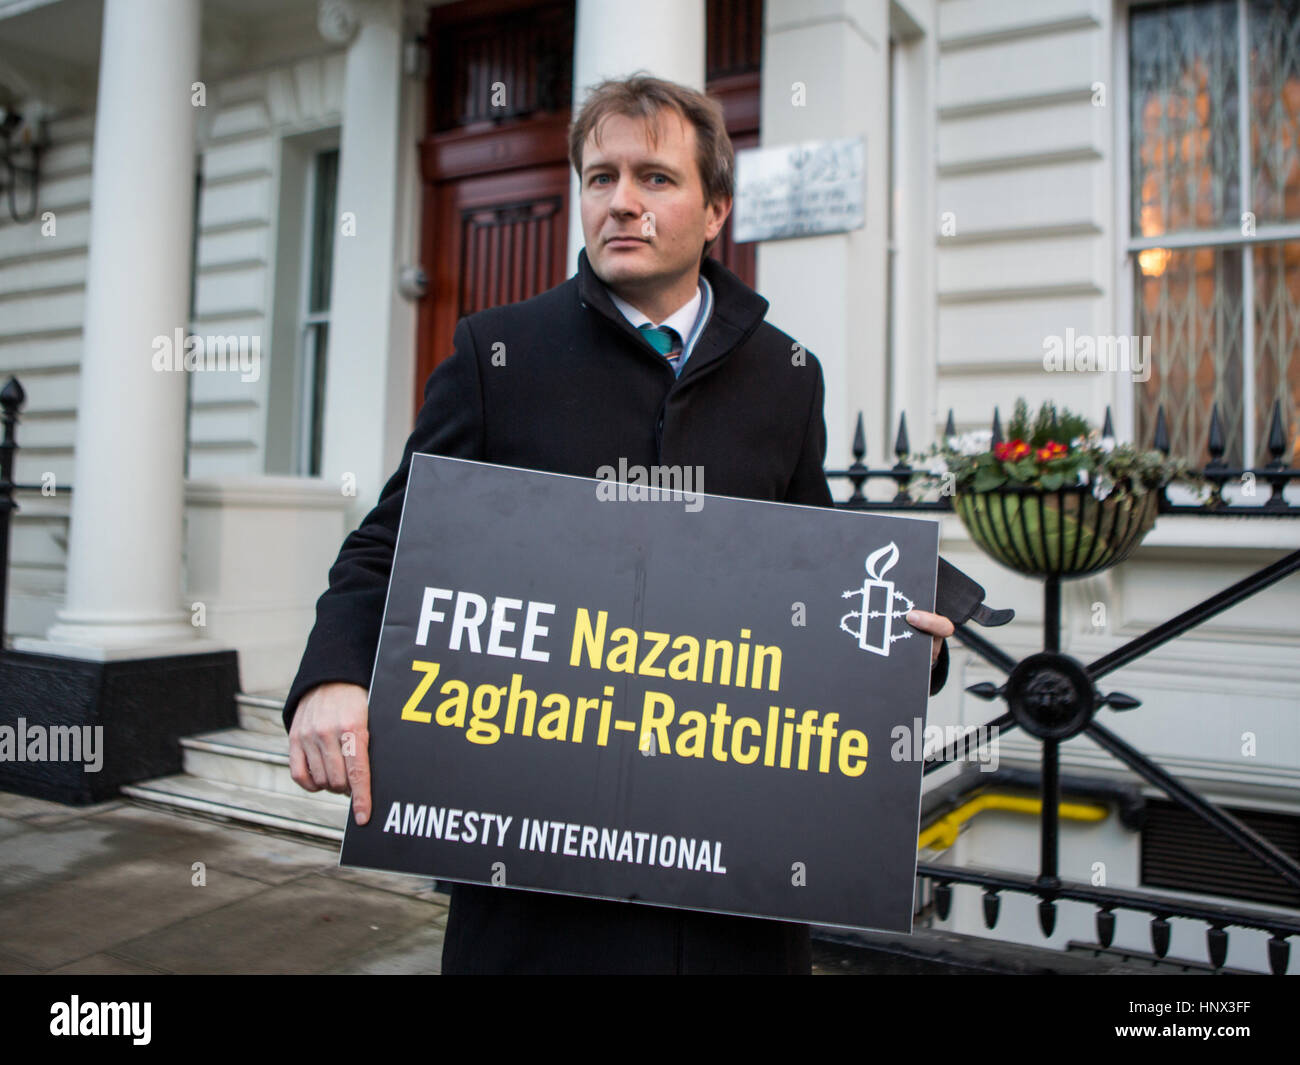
[416,587,555,661]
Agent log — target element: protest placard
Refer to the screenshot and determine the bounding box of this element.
[339,454,940,931]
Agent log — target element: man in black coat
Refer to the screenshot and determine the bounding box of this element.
[284,74,953,974]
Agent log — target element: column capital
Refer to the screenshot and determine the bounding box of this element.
[317,0,399,45]
[317,0,359,44]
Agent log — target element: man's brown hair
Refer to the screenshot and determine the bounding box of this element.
[569,73,734,259]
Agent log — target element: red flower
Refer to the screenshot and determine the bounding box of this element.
[1036,441,1068,462]
[995,439,1031,461]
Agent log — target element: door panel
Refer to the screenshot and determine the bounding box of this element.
[422,163,570,412]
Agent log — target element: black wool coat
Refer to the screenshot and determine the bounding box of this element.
[283,247,949,975]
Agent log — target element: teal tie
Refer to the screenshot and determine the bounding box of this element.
[639,324,683,373]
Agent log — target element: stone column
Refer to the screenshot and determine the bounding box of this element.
[566,0,708,272]
[32,0,202,654]
[759,0,890,479]
[316,0,407,528]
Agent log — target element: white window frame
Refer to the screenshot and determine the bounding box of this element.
[292,145,339,477]
[1116,0,1300,467]
[887,1,935,450]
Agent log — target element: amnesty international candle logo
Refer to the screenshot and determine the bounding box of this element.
[339,454,942,932]
[839,541,917,657]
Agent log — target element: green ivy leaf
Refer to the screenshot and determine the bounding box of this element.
[973,468,1008,492]
[1010,458,1038,480]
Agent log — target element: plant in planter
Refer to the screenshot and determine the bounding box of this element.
[913,399,1203,577]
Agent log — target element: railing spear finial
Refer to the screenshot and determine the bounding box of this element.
[1206,403,1226,469]
[982,889,1000,930]
[1151,914,1172,958]
[1154,404,1170,455]
[1265,398,1287,470]
[1268,934,1291,976]
[1207,925,1228,970]
[1096,907,1116,948]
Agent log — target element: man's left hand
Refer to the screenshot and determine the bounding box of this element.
[905,609,955,666]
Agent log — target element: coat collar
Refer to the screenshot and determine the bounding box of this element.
[576,246,769,382]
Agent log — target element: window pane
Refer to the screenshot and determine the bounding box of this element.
[1254,241,1300,464]
[308,320,329,477]
[1249,0,1300,223]
[1130,0,1241,237]
[309,148,339,314]
[1136,246,1245,466]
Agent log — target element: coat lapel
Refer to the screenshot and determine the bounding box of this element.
[683,256,770,382]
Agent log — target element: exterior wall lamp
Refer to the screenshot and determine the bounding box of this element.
[0,104,48,225]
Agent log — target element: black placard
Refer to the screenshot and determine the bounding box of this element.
[339,454,940,932]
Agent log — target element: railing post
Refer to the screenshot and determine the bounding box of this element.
[0,375,25,646]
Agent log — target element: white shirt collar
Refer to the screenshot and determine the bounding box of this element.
[608,280,703,341]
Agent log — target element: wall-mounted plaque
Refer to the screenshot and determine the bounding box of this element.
[733,137,866,243]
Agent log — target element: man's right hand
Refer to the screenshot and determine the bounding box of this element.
[288,681,373,826]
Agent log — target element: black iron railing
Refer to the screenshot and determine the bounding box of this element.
[0,377,26,643]
[0,377,72,644]
[828,400,1300,516]
[829,399,1300,975]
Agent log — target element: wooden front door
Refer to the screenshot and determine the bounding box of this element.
[414,0,575,416]
[418,118,573,418]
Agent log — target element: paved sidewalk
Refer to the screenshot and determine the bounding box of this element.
[0,790,1053,975]
[0,793,448,974]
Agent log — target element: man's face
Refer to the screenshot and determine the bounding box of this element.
[579,109,731,301]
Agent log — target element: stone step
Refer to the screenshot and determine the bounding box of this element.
[119,688,354,844]
[237,690,289,736]
[121,773,348,842]
[181,726,304,795]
